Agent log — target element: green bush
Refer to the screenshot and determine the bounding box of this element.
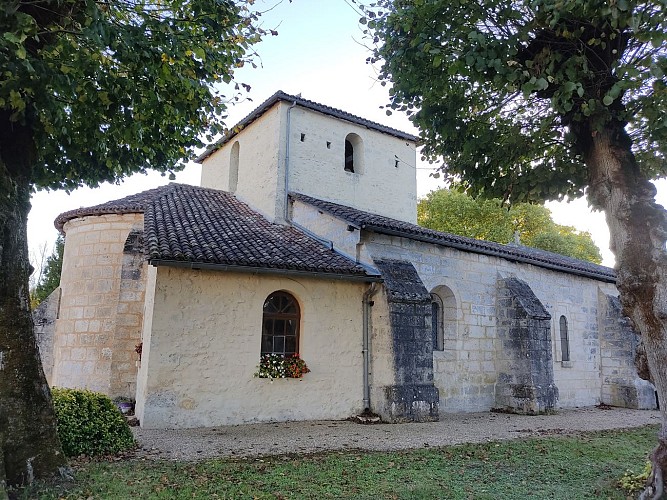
[51,388,135,457]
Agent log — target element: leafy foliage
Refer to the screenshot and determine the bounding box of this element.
[618,461,652,494]
[31,235,64,306]
[51,388,135,457]
[1,0,265,190]
[363,0,667,203]
[418,189,602,263]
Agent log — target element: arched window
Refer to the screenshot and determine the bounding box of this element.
[431,285,457,352]
[431,293,444,351]
[261,291,300,357]
[344,133,363,173]
[229,141,240,192]
[559,315,570,362]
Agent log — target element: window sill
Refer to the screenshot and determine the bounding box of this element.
[561,361,573,368]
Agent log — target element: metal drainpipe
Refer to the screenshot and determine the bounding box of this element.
[284,100,298,221]
[362,282,378,410]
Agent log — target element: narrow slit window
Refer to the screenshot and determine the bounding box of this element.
[559,315,570,362]
[431,294,444,351]
[344,139,354,172]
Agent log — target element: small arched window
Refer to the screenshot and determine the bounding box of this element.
[431,293,444,351]
[431,286,457,353]
[559,315,570,362]
[229,141,240,192]
[344,133,363,173]
[261,291,300,357]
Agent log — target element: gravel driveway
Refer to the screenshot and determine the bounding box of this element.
[132,407,661,461]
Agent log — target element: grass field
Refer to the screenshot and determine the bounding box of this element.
[18,425,657,499]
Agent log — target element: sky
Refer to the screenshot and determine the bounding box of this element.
[27,0,667,268]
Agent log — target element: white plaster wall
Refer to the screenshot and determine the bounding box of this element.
[199,103,285,221]
[136,266,368,428]
[287,107,417,223]
[134,265,157,420]
[291,200,362,263]
[357,232,616,412]
[368,287,396,407]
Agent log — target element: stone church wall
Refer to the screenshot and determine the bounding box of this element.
[599,293,657,409]
[136,266,368,428]
[33,286,61,384]
[359,232,619,412]
[287,106,417,224]
[52,213,144,397]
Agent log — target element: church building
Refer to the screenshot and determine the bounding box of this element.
[36,91,657,428]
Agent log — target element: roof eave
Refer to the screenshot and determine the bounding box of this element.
[148,258,382,283]
[362,224,616,284]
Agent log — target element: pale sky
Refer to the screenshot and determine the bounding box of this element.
[27,0,667,268]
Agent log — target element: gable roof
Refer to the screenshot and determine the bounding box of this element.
[57,184,374,280]
[290,193,616,283]
[195,90,418,162]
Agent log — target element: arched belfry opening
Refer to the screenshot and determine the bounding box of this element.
[344,133,363,173]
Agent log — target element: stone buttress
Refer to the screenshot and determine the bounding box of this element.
[495,277,558,414]
[371,259,439,422]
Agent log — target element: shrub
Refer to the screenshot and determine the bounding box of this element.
[51,388,135,457]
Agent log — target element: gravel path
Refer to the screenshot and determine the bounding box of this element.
[132,407,661,461]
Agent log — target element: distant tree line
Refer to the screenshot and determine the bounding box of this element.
[418,189,602,264]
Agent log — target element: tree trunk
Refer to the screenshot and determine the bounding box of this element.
[0,117,66,489]
[585,124,667,499]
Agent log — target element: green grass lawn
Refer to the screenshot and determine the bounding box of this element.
[19,425,657,499]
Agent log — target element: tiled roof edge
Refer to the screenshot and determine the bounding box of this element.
[54,183,194,232]
[195,90,418,162]
[148,259,383,282]
[290,193,616,284]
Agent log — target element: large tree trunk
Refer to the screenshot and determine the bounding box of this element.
[0,116,66,490]
[585,124,667,499]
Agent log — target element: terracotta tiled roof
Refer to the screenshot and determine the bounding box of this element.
[290,193,617,283]
[140,184,373,278]
[196,90,417,162]
[54,185,174,231]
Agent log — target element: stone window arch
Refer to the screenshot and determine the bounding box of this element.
[431,285,457,352]
[261,291,300,357]
[559,315,570,362]
[344,133,364,173]
[229,140,240,192]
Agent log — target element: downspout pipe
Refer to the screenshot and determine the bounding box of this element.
[284,99,298,221]
[363,282,378,410]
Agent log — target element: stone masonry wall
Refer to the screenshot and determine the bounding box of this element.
[359,233,616,412]
[109,230,146,397]
[33,286,61,384]
[599,293,657,409]
[52,213,145,396]
[495,277,558,414]
[372,259,438,422]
